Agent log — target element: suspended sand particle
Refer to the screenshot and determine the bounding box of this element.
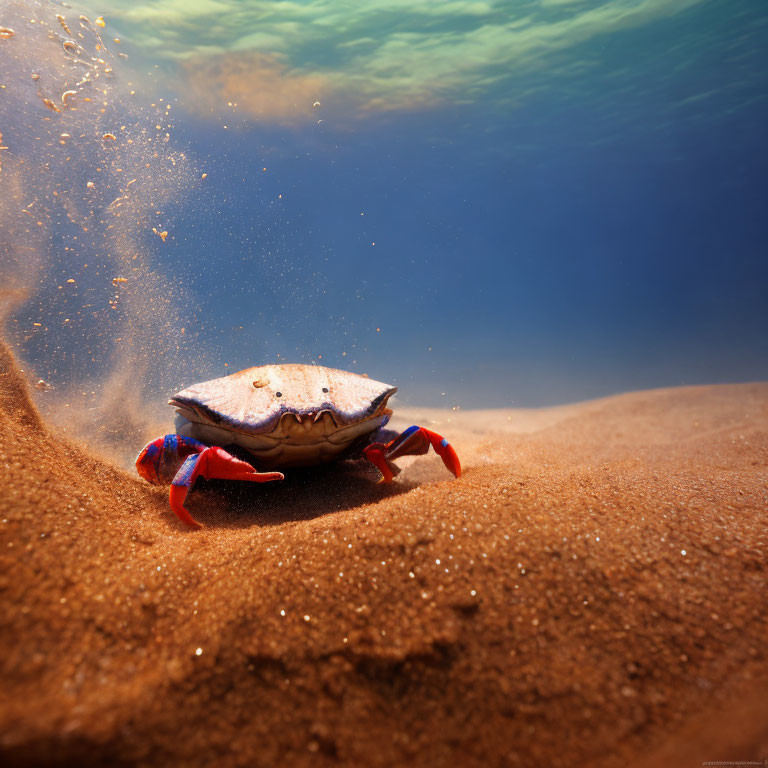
[31,73,39,81]
[56,15,72,35]
[111,277,128,285]
[86,181,94,188]
[152,227,168,242]
[66,278,75,283]
[0,28,14,39]
[201,173,207,179]
[95,16,106,28]
[40,96,61,113]
[35,379,52,391]
[101,132,117,142]
[61,90,77,106]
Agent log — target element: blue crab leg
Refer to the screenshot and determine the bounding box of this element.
[363,426,461,483]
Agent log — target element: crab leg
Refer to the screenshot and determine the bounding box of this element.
[135,434,208,485]
[363,426,461,483]
[136,435,283,529]
[169,447,284,529]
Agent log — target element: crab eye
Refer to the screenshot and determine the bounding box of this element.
[275,391,283,398]
[322,387,329,393]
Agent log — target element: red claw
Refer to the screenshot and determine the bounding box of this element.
[364,425,461,482]
[423,428,462,478]
[196,446,284,484]
[169,446,283,529]
[136,435,283,529]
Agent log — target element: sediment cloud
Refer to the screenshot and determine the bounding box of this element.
[179,52,331,125]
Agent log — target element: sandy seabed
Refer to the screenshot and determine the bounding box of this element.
[0,340,766,767]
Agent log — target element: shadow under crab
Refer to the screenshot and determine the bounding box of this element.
[183,460,417,529]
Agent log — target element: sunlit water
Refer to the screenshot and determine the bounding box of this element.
[1,0,767,465]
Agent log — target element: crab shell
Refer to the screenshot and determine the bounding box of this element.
[170,364,397,468]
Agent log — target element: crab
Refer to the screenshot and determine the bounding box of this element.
[136,364,461,528]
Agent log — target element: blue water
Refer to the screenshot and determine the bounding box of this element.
[2,0,767,415]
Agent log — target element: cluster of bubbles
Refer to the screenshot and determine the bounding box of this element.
[0,0,205,464]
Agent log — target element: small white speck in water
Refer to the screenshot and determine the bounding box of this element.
[195,647,202,656]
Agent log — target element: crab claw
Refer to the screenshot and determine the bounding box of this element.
[363,425,461,483]
[169,446,284,529]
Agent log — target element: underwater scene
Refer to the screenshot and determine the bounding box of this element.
[1,0,767,765]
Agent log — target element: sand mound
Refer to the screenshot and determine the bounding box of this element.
[1,340,767,767]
